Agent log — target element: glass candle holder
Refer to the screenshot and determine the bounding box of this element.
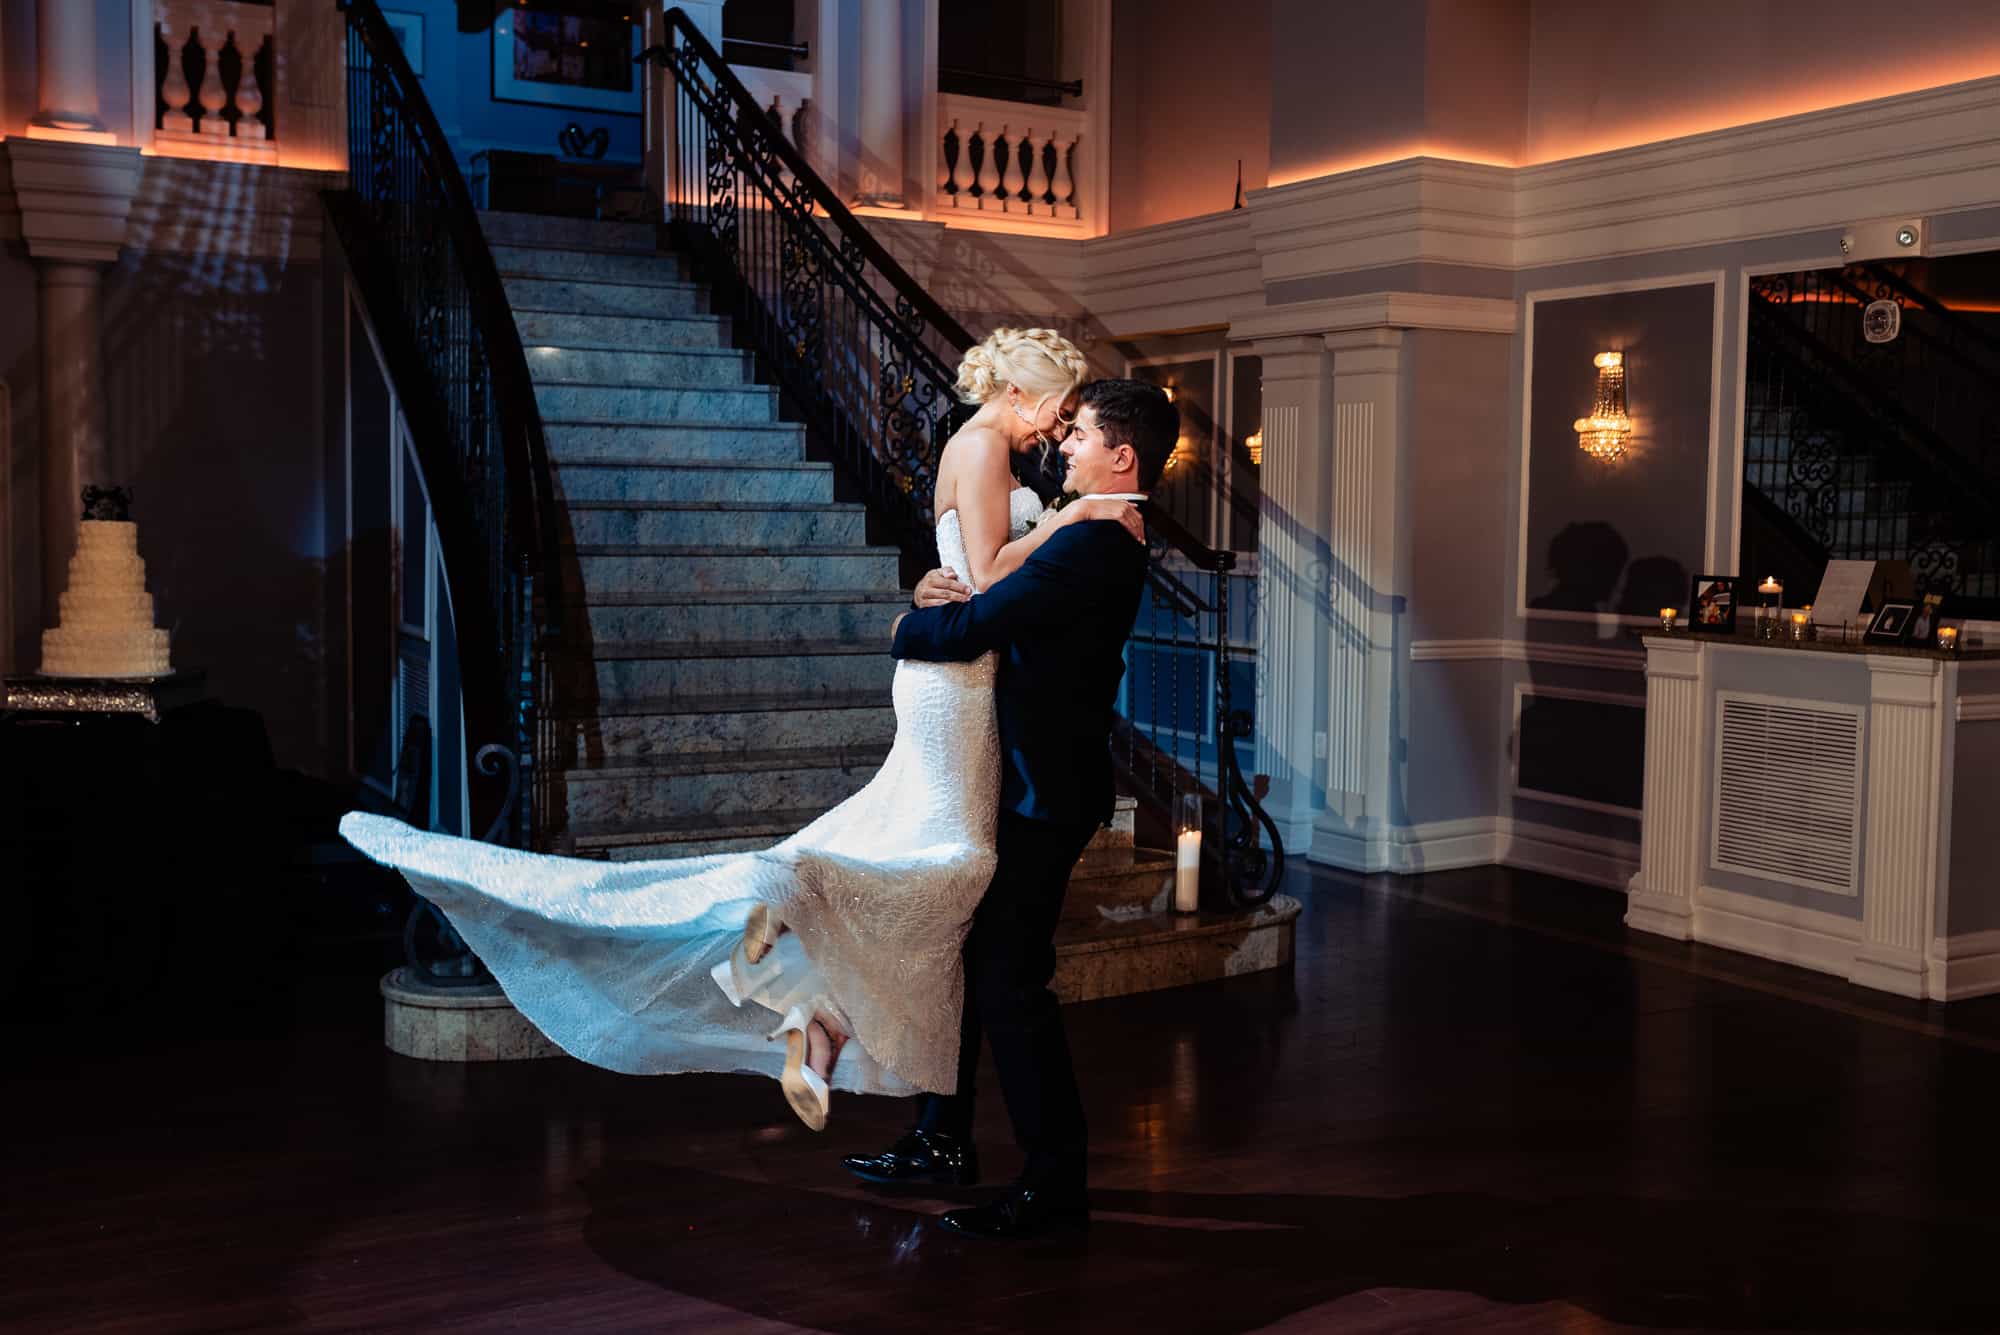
[1789,612,1811,642]
[1659,607,1677,633]
[1938,626,1960,654]
[1174,791,1202,913]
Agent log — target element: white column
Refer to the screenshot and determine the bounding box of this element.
[853,0,906,207]
[9,139,142,633]
[1250,336,1332,855]
[1626,636,1705,939]
[1315,329,1407,867]
[32,0,106,132]
[1851,655,1946,997]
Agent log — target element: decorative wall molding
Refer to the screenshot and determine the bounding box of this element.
[1228,290,1518,342]
[0,146,333,262]
[1694,884,1861,981]
[1310,813,1640,891]
[1240,75,2000,282]
[1956,693,2000,723]
[7,139,143,263]
[1409,638,1645,671]
[1929,930,2000,1002]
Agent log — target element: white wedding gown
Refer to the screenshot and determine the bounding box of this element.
[340,486,1043,1096]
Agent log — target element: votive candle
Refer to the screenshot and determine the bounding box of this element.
[1939,626,1960,653]
[1659,607,1676,632]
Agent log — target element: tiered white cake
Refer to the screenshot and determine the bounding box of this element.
[40,520,173,678]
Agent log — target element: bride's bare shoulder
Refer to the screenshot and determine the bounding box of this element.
[941,424,1010,472]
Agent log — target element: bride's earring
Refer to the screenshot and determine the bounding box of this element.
[1011,398,1052,450]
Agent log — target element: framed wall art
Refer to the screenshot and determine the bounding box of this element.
[493,4,643,116]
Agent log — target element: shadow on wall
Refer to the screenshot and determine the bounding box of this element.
[1527,519,1687,619]
[98,208,332,776]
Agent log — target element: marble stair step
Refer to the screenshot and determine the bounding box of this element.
[551,689,897,761]
[555,458,834,504]
[479,210,661,252]
[1061,857,1178,922]
[547,424,808,467]
[570,545,901,596]
[1051,895,1300,1005]
[565,501,868,549]
[562,745,887,825]
[489,242,687,285]
[576,587,906,644]
[514,309,731,351]
[573,807,836,860]
[526,346,756,389]
[502,274,708,318]
[573,797,1145,868]
[556,637,896,698]
[534,382,779,425]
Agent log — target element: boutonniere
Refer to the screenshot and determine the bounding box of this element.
[1026,490,1079,532]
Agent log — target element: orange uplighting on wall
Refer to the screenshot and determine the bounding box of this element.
[24,124,120,147]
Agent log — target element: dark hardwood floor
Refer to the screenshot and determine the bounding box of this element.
[9,860,2000,1334]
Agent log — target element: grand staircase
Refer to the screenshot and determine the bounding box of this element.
[483,210,1296,1002]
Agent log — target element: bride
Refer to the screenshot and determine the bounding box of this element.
[340,327,1142,1130]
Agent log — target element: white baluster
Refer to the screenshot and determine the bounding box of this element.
[232,30,265,140]
[1026,129,1051,215]
[194,24,229,136]
[1001,125,1025,211]
[1052,131,1077,219]
[158,20,194,133]
[949,119,974,203]
[974,123,1001,209]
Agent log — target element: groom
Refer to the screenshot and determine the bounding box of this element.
[844,378,1177,1239]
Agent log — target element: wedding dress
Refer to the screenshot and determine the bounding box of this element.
[340,485,1044,1098]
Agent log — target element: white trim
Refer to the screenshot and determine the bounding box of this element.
[1410,637,1645,671]
[1694,883,1862,981]
[1228,291,1517,342]
[1956,694,2000,723]
[1516,271,1726,627]
[129,0,155,156]
[1511,682,1646,819]
[1929,930,2000,1002]
[1309,814,1640,890]
[0,380,10,678]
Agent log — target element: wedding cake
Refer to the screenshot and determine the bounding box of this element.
[40,488,172,679]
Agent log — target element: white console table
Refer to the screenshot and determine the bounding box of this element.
[1628,630,2000,1000]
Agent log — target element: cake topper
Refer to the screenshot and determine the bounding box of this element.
[81,485,132,522]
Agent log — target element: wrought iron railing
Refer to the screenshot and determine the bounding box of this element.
[1746,269,2000,609]
[647,8,1281,905]
[331,0,565,851]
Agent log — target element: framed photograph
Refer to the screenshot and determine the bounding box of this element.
[381,9,425,76]
[1866,600,1917,643]
[493,4,642,116]
[1906,592,1947,644]
[1688,574,1738,633]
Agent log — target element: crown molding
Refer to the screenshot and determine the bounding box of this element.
[1228,291,1517,341]
[6,139,142,264]
[1409,638,1645,671]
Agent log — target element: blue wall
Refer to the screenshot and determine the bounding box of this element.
[387,2,644,176]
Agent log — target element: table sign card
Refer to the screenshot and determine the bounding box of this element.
[1811,560,1877,626]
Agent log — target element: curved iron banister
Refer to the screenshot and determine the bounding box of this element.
[651,7,1281,904]
[332,0,566,847]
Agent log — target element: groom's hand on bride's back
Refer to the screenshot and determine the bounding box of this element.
[913,567,974,608]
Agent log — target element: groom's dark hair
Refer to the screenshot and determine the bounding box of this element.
[1078,378,1177,491]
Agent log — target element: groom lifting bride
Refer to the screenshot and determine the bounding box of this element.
[846,377,1177,1240]
[341,330,1174,1246]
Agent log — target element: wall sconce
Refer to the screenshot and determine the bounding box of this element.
[1573,351,1632,461]
[1162,384,1177,403]
[1244,428,1263,466]
[1165,433,1196,474]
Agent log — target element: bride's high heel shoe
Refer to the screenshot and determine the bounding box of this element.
[712,926,784,1008]
[743,902,782,964]
[772,1006,845,1132]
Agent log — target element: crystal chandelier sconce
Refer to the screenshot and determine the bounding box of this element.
[1573,352,1633,461]
[1245,428,1263,466]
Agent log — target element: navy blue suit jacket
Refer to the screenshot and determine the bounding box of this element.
[892,520,1147,828]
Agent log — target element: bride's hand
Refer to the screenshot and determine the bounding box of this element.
[1063,497,1146,544]
[913,567,974,607]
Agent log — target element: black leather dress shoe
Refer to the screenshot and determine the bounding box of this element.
[939,1188,1089,1240]
[842,1129,981,1186]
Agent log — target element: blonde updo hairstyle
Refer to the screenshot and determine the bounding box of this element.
[953,326,1090,409]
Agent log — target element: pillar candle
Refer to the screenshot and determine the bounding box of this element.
[1175,830,1201,912]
